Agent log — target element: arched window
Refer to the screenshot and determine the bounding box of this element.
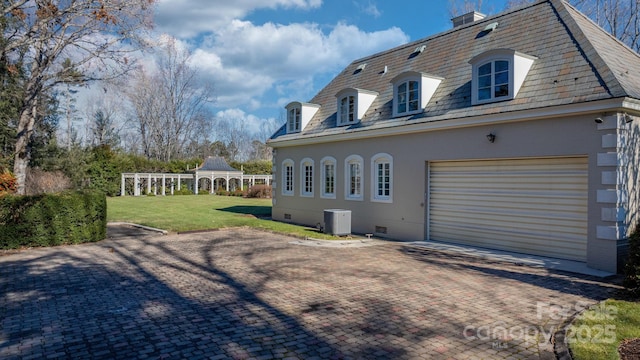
[469,49,536,105]
[371,153,393,203]
[281,159,294,196]
[287,107,301,132]
[320,156,337,199]
[344,155,364,201]
[391,71,443,117]
[300,158,314,197]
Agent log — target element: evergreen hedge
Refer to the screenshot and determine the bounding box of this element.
[624,224,640,294]
[0,190,107,249]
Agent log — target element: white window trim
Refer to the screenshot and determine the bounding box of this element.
[335,88,378,126]
[300,158,314,197]
[281,159,294,196]
[391,71,443,118]
[285,101,321,134]
[337,94,356,126]
[371,153,393,203]
[287,107,300,133]
[469,49,536,105]
[472,58,513,104]
[320,156,337,199]
[344,155,364,201]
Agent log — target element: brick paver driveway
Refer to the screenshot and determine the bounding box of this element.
[0,225,618,359]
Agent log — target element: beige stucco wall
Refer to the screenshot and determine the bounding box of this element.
[272,113,635,273]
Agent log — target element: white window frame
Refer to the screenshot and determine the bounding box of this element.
[371,153,393,203]
[320,156,337,199]
[287,107,301,133]
[474,58,512,103]
[390,72,442,118]
[338,95,356,125]
[300,158,314,197]
[469,49,536,105]
[281,159,294,196]
[344,155,364,201]
[394,79,421,116]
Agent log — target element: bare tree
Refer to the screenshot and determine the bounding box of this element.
[448,0,487,17]
[126,37,214,162]
[3,0,155,194]
[84,89,123,148]
[571,0,640,52]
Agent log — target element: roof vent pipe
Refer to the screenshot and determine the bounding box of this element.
[451,11,486,27]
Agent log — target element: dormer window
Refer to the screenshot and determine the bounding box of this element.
[391,71,443,117]
[335,88,378,126]
[470,49,536,105]
[339,95,355,124]
[478,60,510,101]
[285,101,320,134]
[287,107,301,132]
[397,80,419,114]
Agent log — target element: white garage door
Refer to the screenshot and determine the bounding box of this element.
[429,157,588,261]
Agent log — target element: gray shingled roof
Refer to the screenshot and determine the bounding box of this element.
[194,156,239,172]
[271,0,640,142]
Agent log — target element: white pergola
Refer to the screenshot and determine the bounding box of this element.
[120,157,272,196]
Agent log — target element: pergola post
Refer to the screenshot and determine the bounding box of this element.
[121,173,125,196]
[225,174,230,192]
[134,174,140,196]
[177,175,181,191]
[147,174,152,195]
[162,175,166,196]
[194,172,199,194]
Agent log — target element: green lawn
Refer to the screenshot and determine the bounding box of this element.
[107,195,340,239]
[569,299,640,359]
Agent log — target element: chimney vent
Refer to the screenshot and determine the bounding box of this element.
[451,11,486,27]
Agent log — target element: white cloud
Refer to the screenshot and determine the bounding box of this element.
[155,0,323,38]
[215,108,281,138]
[151,0,409,135]
[190,20,408,109]
[358,1,382,18]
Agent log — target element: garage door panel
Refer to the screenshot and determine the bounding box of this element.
[430,210,586,232]
[429,223,587,261]
[429,157,588,261]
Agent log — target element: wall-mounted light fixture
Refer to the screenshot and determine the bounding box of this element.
[594,117,604,124]
[486,133,496,143]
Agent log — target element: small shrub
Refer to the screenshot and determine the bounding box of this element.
[146,192,156,196]
[246,185,272,198]
[624,224,640,294]
[215,189,229,196]
[25,168,71,195]
[0,190,107,249]
[231,189,245,197]
[174,187,193,195]
[0,170,17,196]
[198,190,211,195]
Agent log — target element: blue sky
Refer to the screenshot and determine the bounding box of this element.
[152,0,512,135]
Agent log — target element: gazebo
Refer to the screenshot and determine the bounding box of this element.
[191,156,243,194]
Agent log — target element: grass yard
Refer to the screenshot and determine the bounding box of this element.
[107,195,340,239]
[569,299,640,359]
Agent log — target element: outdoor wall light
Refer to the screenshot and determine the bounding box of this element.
[486,133,496,143]
[594,117,604,124]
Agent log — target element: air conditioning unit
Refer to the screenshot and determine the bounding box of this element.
[324,209,351,236]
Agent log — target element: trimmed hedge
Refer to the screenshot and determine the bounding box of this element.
[624,224,640,294]
[0,190,107,249]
